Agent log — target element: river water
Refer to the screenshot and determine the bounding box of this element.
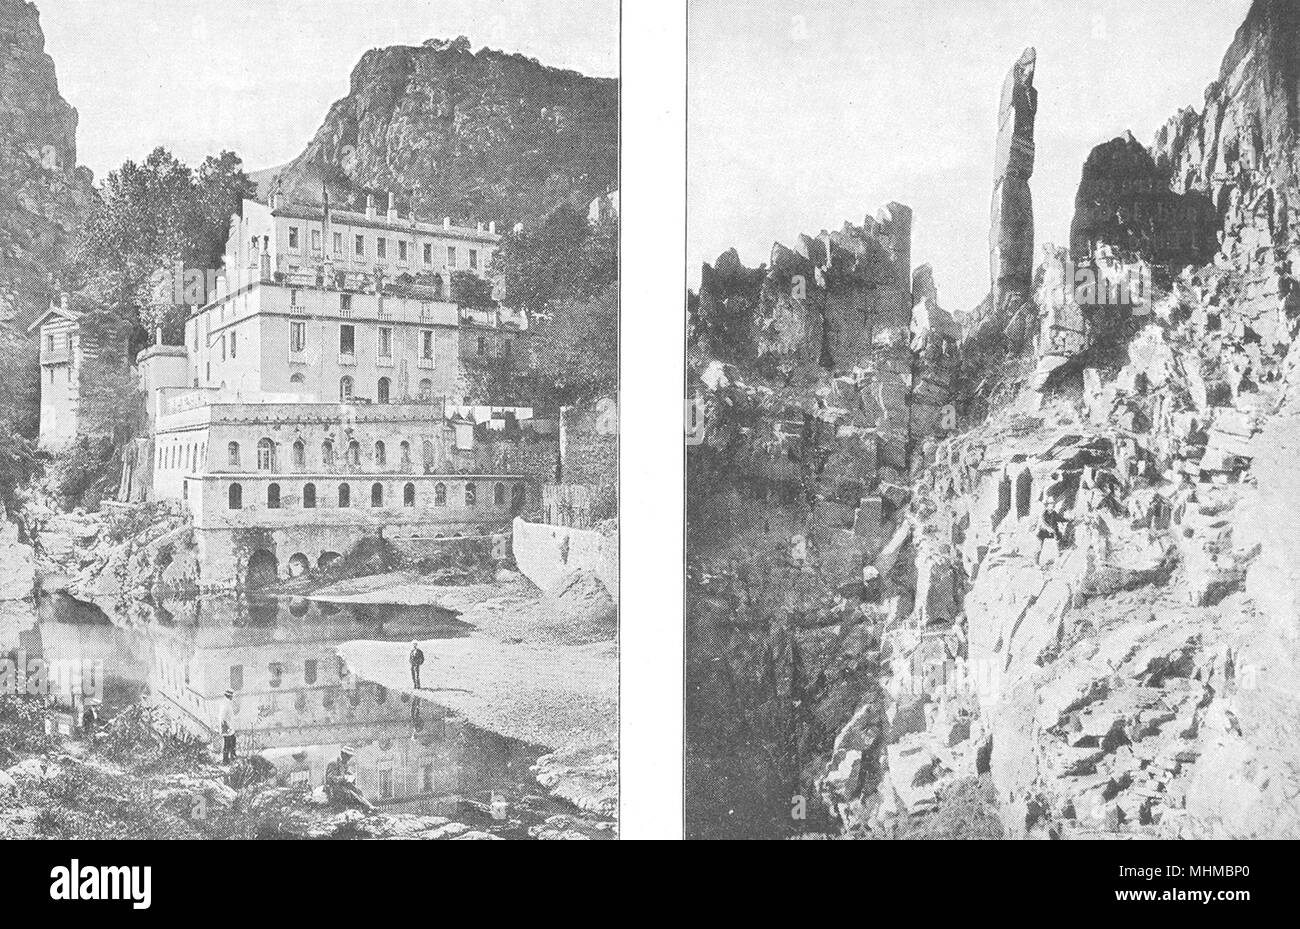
[3,592,607,839]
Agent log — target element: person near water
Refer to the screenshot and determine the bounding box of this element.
[409,641,425,689]
[219,689,237,763]
[325,745,374,812]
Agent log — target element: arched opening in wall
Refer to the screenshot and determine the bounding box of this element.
[400,441,411,470]
[321,440,334,467]
[1015,469,1033,520]
[494,482,506,506]
[374,441,386,466]
[371,482,384,507]
[257,438,276,471]
[418,378,433,401]
[340,376,354,401]
[434,482,447,506]
[267,483,281,509]
[347,441,360,466]
[288,553,310,578]
[338,484,351,508]
[422,440,435,472]
[292,440,306,469]
[246,550,279,588]
[377,377,390,404]
[303,483,317,508]
[511,482,525,514]
[290,372,305,389]
[403,483,416,507]
[318,552,341,571]
[228,483,243,509]
[464,483,477,507]
[228,442,241,468]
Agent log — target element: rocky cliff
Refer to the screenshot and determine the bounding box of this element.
[0,0,97,325]
[259,36,617,228]
[688,0,1300,840]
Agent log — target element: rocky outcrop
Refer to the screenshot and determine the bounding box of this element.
[258,36,617,228]
[989,48,1038,313]
[0,508,35,600]
[689,0,1300,841]
[0,0,97,323]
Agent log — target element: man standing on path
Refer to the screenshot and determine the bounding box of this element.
[219,689,237,763]
[410,641,425,689]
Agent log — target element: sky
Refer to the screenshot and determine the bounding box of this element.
[37,0,619,182]
[688,0,1254,312]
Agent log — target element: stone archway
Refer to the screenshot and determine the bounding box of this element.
[246,549,279,588]
[318,551,341,571]
[288,553,311,577]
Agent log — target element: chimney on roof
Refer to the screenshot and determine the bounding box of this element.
[443,217,451,230]
[476,222,483,234]
[366,194,376,220]
[268,192,278,210]
[387,191,397,223]
[60,293,68,312]
[488,221,496,235]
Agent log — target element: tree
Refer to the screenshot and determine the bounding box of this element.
[463,206,618,408]
[66,147,256,353]
[530,284,618,407]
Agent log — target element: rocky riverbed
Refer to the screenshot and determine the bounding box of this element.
[1,480,618,839]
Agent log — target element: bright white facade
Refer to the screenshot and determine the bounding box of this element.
[128,194,542,587]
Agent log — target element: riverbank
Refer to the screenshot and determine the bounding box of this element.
[0,695,608,840]
[316,570,618,816]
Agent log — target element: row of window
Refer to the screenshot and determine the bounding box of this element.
[334,323,438,362]
[285,226,479,270]
[226,480,523,510]
[157,431,470,474]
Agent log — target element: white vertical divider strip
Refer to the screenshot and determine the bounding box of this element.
[619,0,687,840]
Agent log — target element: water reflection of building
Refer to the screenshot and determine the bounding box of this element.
[138,596,481,806]
[31,595,149,718]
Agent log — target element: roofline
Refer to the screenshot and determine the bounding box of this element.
[25,306,80,333]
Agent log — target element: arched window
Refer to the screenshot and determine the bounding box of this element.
[292,440,306,469]
[371,482,384,507]
[377,377,390,404]
[338,484,351,508]
[400,441,411,469]
[418,378,433,400]
[303,483,316,509]
[257,438,275,471]
[347,440,360,466]
[227,442,241,468]
[339,376,354,401]
[403,482,415,506]
[290,372,305,387]
[465,482,477,507]
[228,483,242,509]
[422,440,435,471]
[267,483,281,508]
[374,441,386,466]
[511,482,525,512]
[494,482,506,506]
[434,482,447,506]
[321,440,334,467]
